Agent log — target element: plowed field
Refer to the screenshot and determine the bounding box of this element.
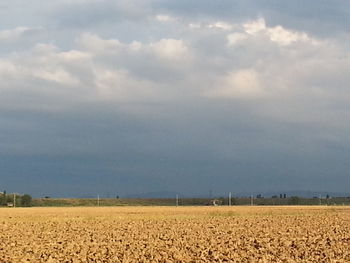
[0,206,349,262]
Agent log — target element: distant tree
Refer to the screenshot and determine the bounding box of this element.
[231,197,237,205]
[218,197,225,205]
[1,191,6,206]
[21,194,32,207]
[289,196,300,205]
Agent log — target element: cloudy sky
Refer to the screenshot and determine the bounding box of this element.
[1,0,350,197]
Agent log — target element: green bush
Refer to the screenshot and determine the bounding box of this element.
[20,194,32,207]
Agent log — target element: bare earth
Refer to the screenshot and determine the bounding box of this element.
[0,206,349,262]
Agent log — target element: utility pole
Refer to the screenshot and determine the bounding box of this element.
[97,195,100,207]
[228,192,232,206]
[176,194,179,206]
[13,194,16,208]
[250,195,253,206]
[319,194,322,206]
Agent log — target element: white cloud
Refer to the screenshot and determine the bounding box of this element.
[77,33,122,53]
[154,14,177,22]
[241,18,312,46]
[243,18,266,35]
[0,60,17,77]
[227,32,248,45]
[0,15,349,130]
[93,68,154,101]
[76,33,191,62]
[31,68,81,86]
[188,23,201,29]
[267,26,310,46]
[129,41,143,51]
[0,27,42,43]
[151,39,190,60]
[33,43,59,54]
[206,69,263,99]
[0,44,84,90]
[0,33,195,110]
[208,21,235,31]
[59,50,91,61]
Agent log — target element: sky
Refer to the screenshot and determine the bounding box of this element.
[1,0,350,197]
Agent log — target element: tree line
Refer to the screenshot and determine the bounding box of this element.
[0,191,32,207]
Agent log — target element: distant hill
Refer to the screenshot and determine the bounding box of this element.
[125,190,350,199]
[124,191,180,199]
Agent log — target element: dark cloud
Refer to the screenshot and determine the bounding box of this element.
[1,1,350,197]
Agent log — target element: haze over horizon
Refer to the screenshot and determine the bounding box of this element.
[1,1,350,198]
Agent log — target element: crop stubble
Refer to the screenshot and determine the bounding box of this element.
[0,206,349,262]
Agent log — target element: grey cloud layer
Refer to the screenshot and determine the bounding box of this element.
[1,1,350,196]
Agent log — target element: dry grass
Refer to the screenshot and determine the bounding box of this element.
[0,206,349,262]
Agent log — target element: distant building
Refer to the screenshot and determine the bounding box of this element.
[209,199,221,206]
